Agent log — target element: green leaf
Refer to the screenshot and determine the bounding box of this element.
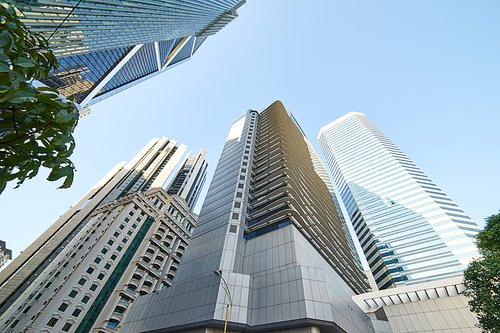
[55,110,73,123]
[7,91,37,103]
[50,134,72,146]
[13,57,35,67]
[58,170,74,189]
[0,30,11,48]
[47,165,73,181]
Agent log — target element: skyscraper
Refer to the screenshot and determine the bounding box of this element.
[0,187,198,333]
[11,0,246,107]
[120,101,374,333]
[0,242,12,269]
[318,112,480,290]
[0,138,207,316]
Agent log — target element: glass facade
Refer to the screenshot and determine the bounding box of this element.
[318,112,480,290]
[9,0,245,106]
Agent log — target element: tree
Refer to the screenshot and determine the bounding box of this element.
[0,5,79,194]
[463,211,500,333]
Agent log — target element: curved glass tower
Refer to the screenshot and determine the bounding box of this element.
[318,112,480,290]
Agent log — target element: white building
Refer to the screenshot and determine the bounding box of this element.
[0,188,196,332]
[0,138,208,331]
[318,112,480,290]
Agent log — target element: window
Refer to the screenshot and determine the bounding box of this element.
[238,184,244,189]
[122,238,128,244]
[94,257,102,264]
[232,213,239,220]
[62,323,73,332]
[110,254,117,260]
[72,309,82,317]
[97,273,105,280]
[136,217,141,222]
[159,203,164,210]
[119,224,125,230]
[140,211,146,216]
[242,162,247,166]
[101,248,108,254]
[124,217,130,223]
[236,192,243,198]
[69,290,78,298]
[107,240,114,246]
[113,231,119,237]
[129,211,134,216]
[47,317,58,327]
[154,199,159,206]
[9,320,19,328]
[127,285,136,292]
[86,267,94,274]
[234,202,241,208]
[134,205,139,210]
[58,303,69,312]
[108,320,119,328]
[77,278,86,286]
[82,295,90,304]
[132,224,137,229]
[117,246,123,252]
[90,284,98,291]
[104,263,111,270]
[127,230,133,236]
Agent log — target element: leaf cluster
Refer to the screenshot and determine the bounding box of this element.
[462,211,500,333]
[0,5,79,194]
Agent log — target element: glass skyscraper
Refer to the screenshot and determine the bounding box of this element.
[318,112,480,290]
[10,0,245,106]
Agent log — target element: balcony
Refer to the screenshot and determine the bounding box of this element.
[110,312,124,321]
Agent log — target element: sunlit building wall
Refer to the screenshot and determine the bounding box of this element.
[318,112,480,290]
[120,101,374,333]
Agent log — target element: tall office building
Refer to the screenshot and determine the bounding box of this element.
[0,242,12,269]
[167,149,208,209]
[318,112,480,290]
[0,187,198,333]
[121,101,374,333]
[11,0,245,107]
[0,138,207,316]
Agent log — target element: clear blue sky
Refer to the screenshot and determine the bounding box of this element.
[1,0,499,261]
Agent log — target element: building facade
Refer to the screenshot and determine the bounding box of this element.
[10,0,245,107]
[353,277,480,333]
[317,112,480,290]
[0,138,207,316]
[0,242,12,269]
[120,101,374,333]
[167,149,208,209]
[0,188,197,333]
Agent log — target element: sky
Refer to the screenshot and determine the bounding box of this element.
[1,0,499,263]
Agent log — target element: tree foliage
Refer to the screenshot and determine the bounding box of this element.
[463,211,500,333]
[0,5,79,194]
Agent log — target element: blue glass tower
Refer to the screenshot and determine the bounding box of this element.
[10,0,245,107]
[318,112,480,290]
